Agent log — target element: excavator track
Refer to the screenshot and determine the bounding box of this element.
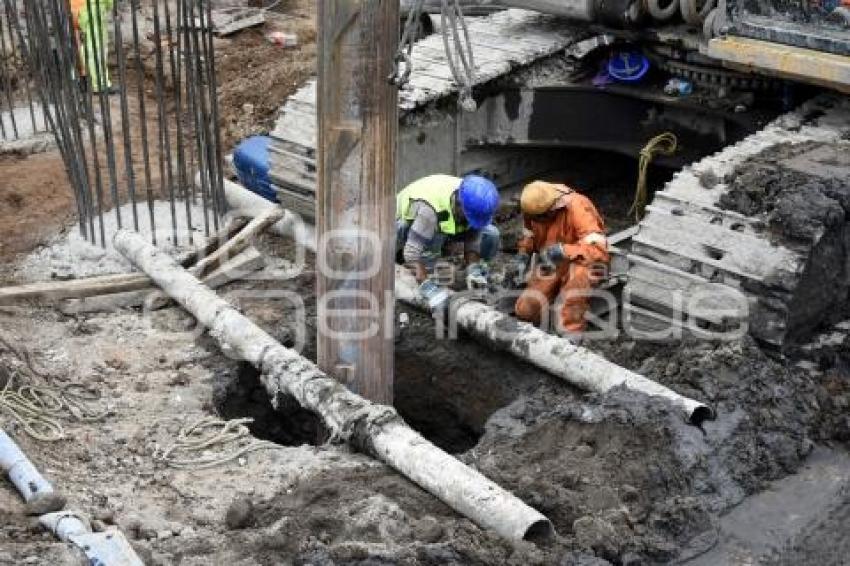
[624,94,850,347]
[267,9,583,218]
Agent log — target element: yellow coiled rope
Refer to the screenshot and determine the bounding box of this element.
[630,132,678,222]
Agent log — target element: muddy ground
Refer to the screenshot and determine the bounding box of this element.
[2,3,850,564]
[2,216,850,564]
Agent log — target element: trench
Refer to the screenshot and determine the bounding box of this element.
[216,307,558,453]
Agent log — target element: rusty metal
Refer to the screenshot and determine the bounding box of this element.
[17,0,226,247]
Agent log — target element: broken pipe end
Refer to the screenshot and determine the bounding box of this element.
[688,405,716,428]
[523,518,556,543]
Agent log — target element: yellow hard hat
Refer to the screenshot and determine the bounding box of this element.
[520,181,562,216]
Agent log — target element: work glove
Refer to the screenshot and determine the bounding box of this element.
[539,243,566,272]
[465,262,489,291]
[418,278,450,314]
[540,244,583,271]
[506,254,530,288]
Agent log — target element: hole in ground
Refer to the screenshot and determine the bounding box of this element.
[217,362,322,446]
[393,308,548,453]
[215,311,554,454]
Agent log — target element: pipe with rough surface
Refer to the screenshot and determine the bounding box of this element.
[395,267,714,425]
[113,229,554,543]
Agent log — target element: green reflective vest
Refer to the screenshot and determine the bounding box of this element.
[396,175,463,235]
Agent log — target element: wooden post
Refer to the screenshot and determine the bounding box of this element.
[315,1,398,403]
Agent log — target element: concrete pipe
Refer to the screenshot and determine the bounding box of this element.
[201,174,316,252]
[395,268,714,426]
[0,430,65,514]
[113,229,554,543]
[206,192,711,425]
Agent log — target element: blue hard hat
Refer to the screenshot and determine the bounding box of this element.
[608,51,649,83]
[458,175,499,230]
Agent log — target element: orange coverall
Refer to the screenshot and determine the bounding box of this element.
[514,190,609,333]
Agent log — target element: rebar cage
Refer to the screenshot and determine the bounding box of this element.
[12,0,226,247]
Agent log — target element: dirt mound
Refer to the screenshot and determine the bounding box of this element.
[716,141,850,341]
[215,0,316,149]
[465,334,849,564]
[240,466,552,564]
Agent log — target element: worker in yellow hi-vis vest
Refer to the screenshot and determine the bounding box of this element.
[70,0,115,94]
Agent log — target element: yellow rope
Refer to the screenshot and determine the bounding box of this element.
[630,132,678,222]
[0,376,108,442]
[0,334,108,441]
[154,416,282,470]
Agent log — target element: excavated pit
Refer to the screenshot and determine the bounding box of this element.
[215,305,557,453]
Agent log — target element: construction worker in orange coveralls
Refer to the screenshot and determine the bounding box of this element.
[510,181,610,335]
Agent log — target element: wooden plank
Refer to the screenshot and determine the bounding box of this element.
[192,205,284,279]
[59,247,265,314]
[0,218,249,306]
[316,0,397,404]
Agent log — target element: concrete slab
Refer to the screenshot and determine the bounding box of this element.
[685,446,850,565]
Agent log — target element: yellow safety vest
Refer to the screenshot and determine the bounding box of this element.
[396,175,464,235]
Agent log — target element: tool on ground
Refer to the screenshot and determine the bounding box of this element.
[465,261,489,291]
[40,511,144,566]
[0,429,65,514]
[3,429,142,563]
[418,278,451,313]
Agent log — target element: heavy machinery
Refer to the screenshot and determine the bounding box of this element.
[258,0,850,347]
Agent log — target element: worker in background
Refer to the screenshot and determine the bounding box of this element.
[396,174,501,311]
[70,0,115,94]
[510,181,609,335]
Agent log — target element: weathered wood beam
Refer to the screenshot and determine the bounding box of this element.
[0,218,249,306]
[59,247,265,314]
[315,0,398,403]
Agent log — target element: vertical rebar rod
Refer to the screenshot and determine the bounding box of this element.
[113,0,138,231]
[78,1,107,247]
[152,0,177,245]
[47,0,92,238]
[194,0,218,231]
[204,0,225,223]
[185,0,210,236]
[5,0,36,134]
[88,0,122,229]
[130,0,156,245]
[0,5,19,140]
[163,0,192,244]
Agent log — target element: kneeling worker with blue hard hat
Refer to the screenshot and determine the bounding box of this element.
[396,174,501,312]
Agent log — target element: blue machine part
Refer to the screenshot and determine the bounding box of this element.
[232,135,277,202]
[607,51,650,83]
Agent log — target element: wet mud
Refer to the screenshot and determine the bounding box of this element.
[719,141,850,342]
[206,234,850,564]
